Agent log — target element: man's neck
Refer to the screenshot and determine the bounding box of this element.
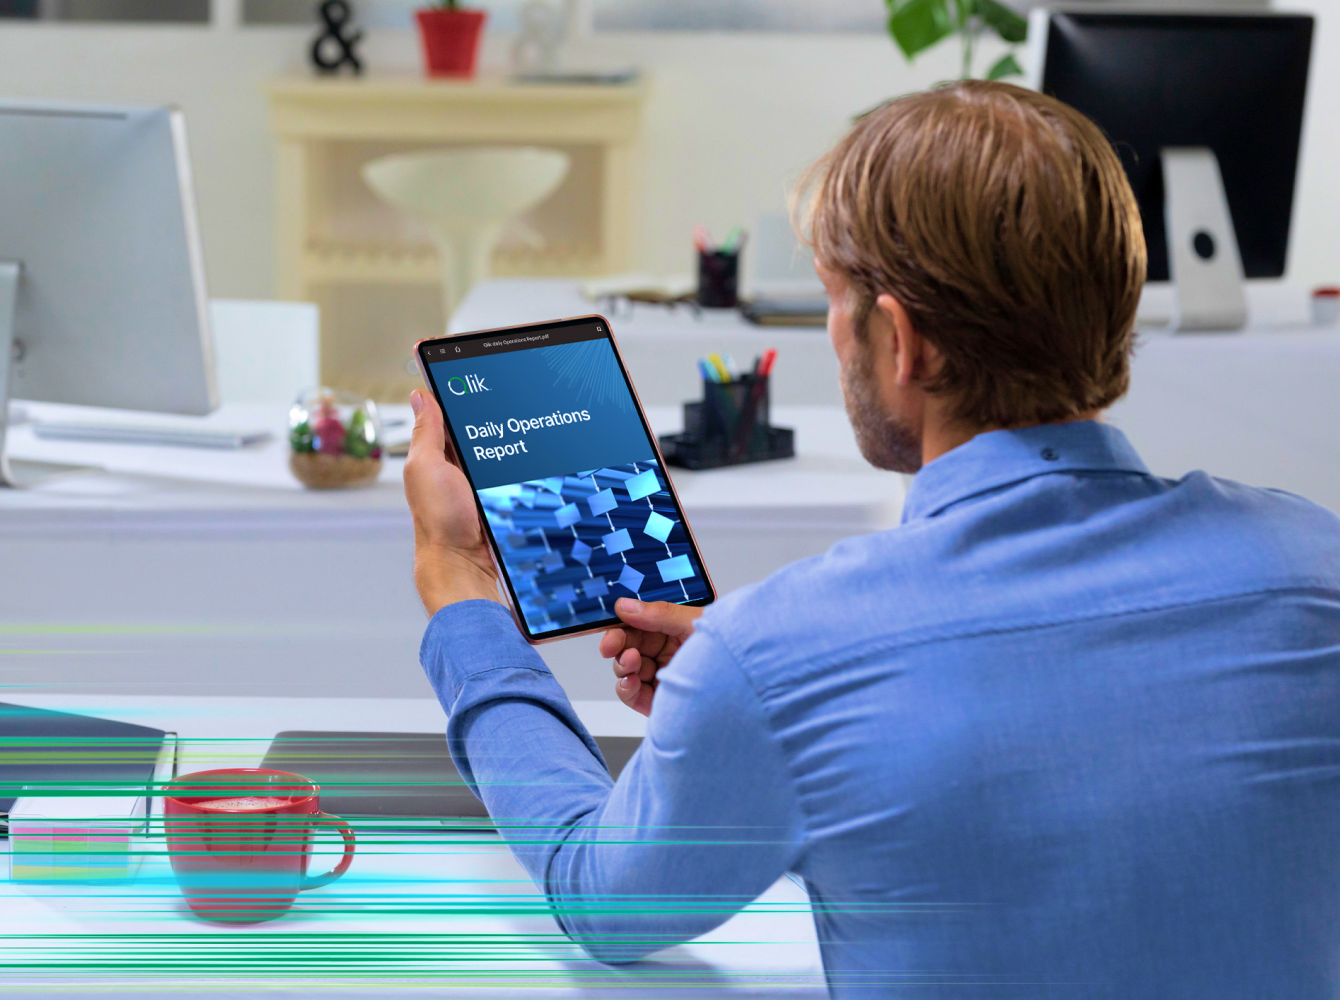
[921,410,1102,467]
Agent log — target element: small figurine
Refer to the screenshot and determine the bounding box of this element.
[311,0,364,76]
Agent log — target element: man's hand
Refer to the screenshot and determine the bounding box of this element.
[600,598,703,716]
[404,390,503,616]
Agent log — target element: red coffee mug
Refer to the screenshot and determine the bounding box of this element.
[164,768,355,923]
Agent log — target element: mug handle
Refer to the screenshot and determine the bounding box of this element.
[301,812,356,891]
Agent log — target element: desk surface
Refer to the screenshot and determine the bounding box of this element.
[0,403,900,702]
[0,694,825,997]
[0,402,903,531]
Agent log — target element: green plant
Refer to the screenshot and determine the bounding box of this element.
[431,0,460,8]
[886,0,1028,81]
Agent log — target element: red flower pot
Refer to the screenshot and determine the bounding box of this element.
[415,8,487,78]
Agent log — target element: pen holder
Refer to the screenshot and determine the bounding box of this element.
[696,249,740,309]
[658,374,795,470]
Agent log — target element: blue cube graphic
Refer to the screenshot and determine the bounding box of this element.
[657,554,695,583]
[554,503,581,528]
[551,584,578,604]
[603,528,633,554]
[505,532,528,550]
[570,539,593,565]
[516,490,536,509]
[588,489,617,517]
[617,564,645,593]
[540,551,563,573]
[643,511,674,543]
[625,469,659,502]
[541,477,564,496]
[583,578,609,598]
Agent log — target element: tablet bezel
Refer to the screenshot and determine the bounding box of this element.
[415,314,716,644]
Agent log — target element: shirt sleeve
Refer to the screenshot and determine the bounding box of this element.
[420,599,805,964]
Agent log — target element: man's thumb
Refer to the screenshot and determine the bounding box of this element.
[409,390,446,454]
[614,598,698,639]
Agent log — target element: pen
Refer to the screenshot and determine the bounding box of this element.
[698,358,721,383]
[734,352,771,460]
[722,225,744,253]
[723,353,742,380]
[707,353,732,383]
[693,224,712,253]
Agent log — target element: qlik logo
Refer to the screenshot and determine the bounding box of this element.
[446,374,489,396]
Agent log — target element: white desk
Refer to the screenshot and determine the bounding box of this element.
[0,694,825,997]
[0,401,901,701]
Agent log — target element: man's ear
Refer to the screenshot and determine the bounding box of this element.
[874,293,933,386]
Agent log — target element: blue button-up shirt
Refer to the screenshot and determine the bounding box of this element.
[421,421,1340,998]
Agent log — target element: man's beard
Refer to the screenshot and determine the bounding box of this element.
[840,342,923,474]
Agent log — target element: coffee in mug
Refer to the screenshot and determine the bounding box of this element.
[164,768,355,923]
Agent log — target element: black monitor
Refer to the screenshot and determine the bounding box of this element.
[1031,10,1313,283]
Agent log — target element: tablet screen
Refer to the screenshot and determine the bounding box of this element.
[419,317,714,641]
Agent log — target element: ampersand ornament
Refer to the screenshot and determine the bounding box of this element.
[311,0,364,76]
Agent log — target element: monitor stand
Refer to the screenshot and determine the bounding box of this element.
[0,261,95,489]
[1161,147,1248,332]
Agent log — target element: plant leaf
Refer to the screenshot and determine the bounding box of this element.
[976,0,1028,44]
[986,52,1024,80]
[888,0,955,61]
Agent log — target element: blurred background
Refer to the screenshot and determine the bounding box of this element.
[0,0,1330,380]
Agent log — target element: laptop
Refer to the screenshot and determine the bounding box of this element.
[1,702,174,836]
[261,731,642,827]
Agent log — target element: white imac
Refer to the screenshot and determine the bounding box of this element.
[0,99,218,487]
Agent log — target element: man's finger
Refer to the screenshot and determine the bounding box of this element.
[612,648,642,678]
[632,628,671,661]
[615,673,641,710]
[600,626,633,660]
[615,672,654,717]
[603,625,668,662]
[638,657,657,684]
[631,683,655,716]
[615,598,701,643]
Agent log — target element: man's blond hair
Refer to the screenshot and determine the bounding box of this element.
[802,80,1147,428]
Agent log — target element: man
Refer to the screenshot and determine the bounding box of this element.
[404,81,1340,997]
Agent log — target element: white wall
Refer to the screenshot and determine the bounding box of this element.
[0,6,1334,299]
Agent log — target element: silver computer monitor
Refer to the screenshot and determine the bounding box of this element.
[1028,9,1313,330]
[0,99,218,486]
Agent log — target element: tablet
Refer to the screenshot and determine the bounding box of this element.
[416,316,716,643]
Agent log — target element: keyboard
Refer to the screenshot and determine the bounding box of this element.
[31,420,273,450]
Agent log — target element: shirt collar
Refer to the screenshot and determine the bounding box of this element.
[901,421,1151,523]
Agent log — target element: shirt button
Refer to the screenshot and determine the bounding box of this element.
[1041,448,1059,461]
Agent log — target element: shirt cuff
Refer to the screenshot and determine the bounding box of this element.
[417,599,606,789]
[418,599,542,710]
